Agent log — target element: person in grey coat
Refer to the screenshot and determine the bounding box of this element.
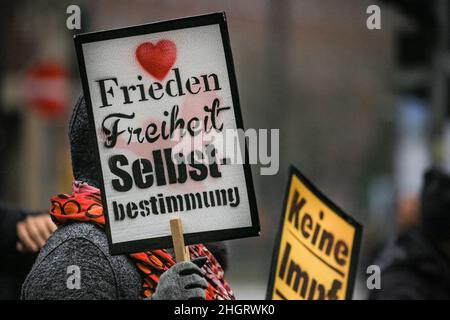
[21,96,230,300]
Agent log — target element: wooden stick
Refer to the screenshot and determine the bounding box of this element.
[170,218,190,262]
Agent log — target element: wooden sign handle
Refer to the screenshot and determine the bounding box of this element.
[170,218,190,262]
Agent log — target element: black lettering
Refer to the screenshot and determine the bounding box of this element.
[109,155,132,192]
[96,77,118,107]
[334,240,349,266]
[126,202,138,219]
[188,151,208,181]
[112,201,125,221]
[278,242,291,280]
[149,82,163,100]
[186,76,201,94]
[287,191,306,229]
[132,158,153,188]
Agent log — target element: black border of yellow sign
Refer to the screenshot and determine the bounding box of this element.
[266,165,363,300]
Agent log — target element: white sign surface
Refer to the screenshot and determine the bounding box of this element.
[75,13,259,254]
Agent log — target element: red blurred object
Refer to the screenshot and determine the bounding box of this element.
[24,62,70,119]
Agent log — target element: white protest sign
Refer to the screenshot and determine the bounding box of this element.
[74,13,260,254]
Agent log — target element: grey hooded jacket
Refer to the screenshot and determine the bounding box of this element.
[21,222,142,299]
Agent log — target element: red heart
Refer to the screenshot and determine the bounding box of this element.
[135,40,176,80]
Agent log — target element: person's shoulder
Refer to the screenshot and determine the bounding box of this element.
[48,222,109,252]
[22,222,141,300]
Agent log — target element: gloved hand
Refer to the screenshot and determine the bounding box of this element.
[151,258,208,300]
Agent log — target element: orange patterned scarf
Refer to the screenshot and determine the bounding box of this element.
[50,181,235,300]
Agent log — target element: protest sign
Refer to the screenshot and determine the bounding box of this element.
[266,166,362,300]
[74,12,260,255]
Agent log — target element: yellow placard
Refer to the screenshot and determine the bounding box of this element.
[267,166,362,300]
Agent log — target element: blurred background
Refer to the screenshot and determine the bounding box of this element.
[1,0,448,299]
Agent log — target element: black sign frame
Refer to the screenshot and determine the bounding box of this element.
[266,165,363,300]
[74,12,260,255]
